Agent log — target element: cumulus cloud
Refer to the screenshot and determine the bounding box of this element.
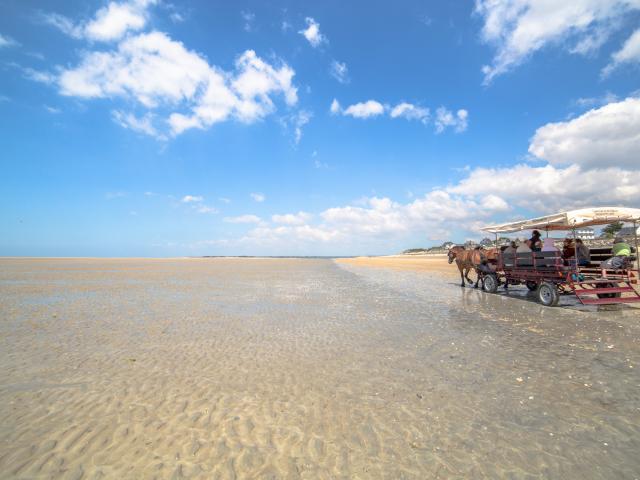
[43,0,156,42]
[250,192,265,202]
[272,212,312,225]
[602,28,640,77]
[229,190,511,250]
[329,60,349,83]
[343,100,385,118]
[529,97,640,169]
[390,102,430,123]
[332,99,465,131]
[475,0,640,84]
[56,30,297,137]
[224,214,262,223]
[434,107,468,133]
[299,17,326,47]
[448,163,640,211]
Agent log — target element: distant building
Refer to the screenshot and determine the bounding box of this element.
[464,240,478,249]
[575,227,595,240]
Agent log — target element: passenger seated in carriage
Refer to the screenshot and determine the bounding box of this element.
[575,238,590,266]
[516,239,531,253]
[562,238,575,265]
[529,230,542,252]
[601,236,633,278]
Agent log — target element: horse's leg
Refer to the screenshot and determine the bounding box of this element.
[458,264,465,287]
[465,266,473,284]
[474,268,481,288]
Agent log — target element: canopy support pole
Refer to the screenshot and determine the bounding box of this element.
[634,220,639,278]
[572,225,579,275]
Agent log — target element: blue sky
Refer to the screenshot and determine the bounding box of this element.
[1,0,639,256]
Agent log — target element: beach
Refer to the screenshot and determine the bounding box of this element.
[1,257,640,478]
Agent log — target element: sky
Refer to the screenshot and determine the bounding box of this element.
[1,0,639,257]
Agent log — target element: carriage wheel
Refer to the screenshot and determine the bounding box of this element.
[483,273,499,294]
[526,281,538,291]
[537,282,559,307]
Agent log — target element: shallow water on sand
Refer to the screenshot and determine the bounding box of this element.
[0,258,639,479]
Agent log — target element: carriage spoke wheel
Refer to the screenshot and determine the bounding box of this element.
[537,281,559,307]
[483,273,499,293]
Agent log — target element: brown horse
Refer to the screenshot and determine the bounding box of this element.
[447,246,488,288]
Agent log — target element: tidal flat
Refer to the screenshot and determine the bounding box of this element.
[1,258,639,479]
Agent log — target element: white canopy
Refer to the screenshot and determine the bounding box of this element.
[482,207,640,234]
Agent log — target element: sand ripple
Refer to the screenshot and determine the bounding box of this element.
[1,258,639,478]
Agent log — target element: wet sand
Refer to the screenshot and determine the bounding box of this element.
[1,257,640,478]
[338,255,456,279]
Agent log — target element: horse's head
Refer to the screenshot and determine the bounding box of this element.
[447,246,463,264]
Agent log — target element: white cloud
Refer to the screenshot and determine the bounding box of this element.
[181,195,203,203]
[574,91,618,108]
[434,107,468,133]
[219,197,231,204]
[343,100,385,119]
[44,105,61,114]
[250,192,265,202]
[281,110,312,144]
[475,0,640,84]
[57,29,297,137]
[23,67,56,85]
[330,98,341,115]
[602,28,640,76]
[224,214,262,223]
[299,17,327,47]
[448,163,640,211]
[112,110,161,138]
[196,205,218,214]
[333,99,466,130]
[241,11,255,32]
[529,97,640,169]
[41,12,84,38]
[85,0,153,41]
[169,12,185,23]
[43,0,155,42]
[390,102,429,123]
[229,191,510,249]
[0,33,19,48]
[272,212,312,225]
[329,60,349,83]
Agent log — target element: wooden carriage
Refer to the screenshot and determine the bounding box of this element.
[480,207,640,307]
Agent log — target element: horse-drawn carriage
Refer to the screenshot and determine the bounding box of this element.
[450,207,640,307]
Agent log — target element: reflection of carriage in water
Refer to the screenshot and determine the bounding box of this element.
[450,207,640,307]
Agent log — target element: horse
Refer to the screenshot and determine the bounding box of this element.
[447,246,489,288]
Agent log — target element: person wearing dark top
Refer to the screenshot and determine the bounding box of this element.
[529,230,542,252]
[562,238,575,262]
